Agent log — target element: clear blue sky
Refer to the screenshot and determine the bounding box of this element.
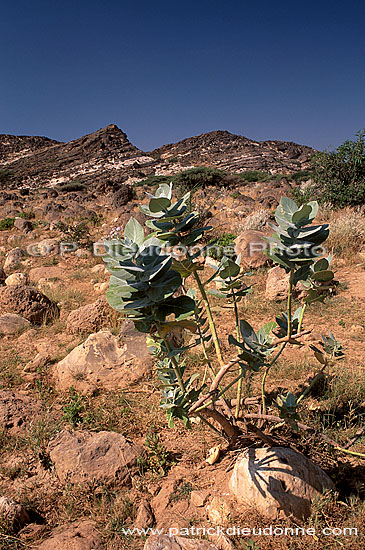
[1,0,364,151]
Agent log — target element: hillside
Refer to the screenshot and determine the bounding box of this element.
[0,125,315,189]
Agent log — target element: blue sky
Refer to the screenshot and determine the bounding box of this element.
[0,0,364,151]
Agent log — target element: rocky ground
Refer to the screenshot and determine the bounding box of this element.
[0,179,364,550]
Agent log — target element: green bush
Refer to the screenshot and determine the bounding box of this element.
[311,129,365,207]
[290,170,312,184]
[0,218,15,231]
[238,170,271,183]
[207,232,236,260]
[173,167,227,189]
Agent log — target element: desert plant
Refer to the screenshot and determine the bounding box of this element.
[326,208,365,258]
[103,186,363,456]
[0,217,15,231]
[311,129,365,207]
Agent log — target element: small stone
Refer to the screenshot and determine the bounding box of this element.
[0,496,30,530]
[135,499,155,529]
[0,313,30,335]
[5,272,28,286]
[190,490,209,508]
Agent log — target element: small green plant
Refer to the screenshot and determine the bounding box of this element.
[58,181,87,192]
[56,220,91,247]
[103,186,363,457]
[62,387,86,427]
[238,170,271,183]
[206,232,237,260]
[140,431,175,475]
[0,217,15,231]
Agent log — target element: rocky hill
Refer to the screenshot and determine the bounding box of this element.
[0,125,315,189]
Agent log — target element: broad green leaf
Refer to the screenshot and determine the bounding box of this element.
[311,270,334,282]
[149,197,172,213]
[124,217,145,246]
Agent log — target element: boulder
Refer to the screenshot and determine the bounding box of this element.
[0,285,59,324]
[66,296,113,334]
[265,266,304,301]
[28,266,63,283]
[14,217,33,233]
[90,264,107,275]
[0,390,40,433]
[144,536,219,550]
[265,266,289,301]
[229,447,335,520]
[0,496,31,530]
[48,430,143,485]
[5,272,28,286]
[4,247,25,271]
[234,230,269,268]
[0,313,30,335]
[36,520,104,550]
[52,329,152,392]
[111,186,134,208]
[135,499,155,529]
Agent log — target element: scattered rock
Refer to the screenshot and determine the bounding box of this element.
[94,281,109,293]
[111,186,134,208]
[4,247,25,271]
[135,499,155,529]
[0,390,41,433]
[190,490,209,508]
[23,352,51,373]
[265,266,289,301]
[91,264,107,275]
[0,496,31,530]
[229,447,335,520]
[28,266,63,283]
[234,230,269,268]
[14,217,33,233]
[0,285,59,324]
[52,329,152,392]
[0,313,30,335]
[5,272,28,286]
[48,430,144,485]
[206,495,233,525]
[144,535,219,550]
[74,248,92,258]
[66,296,114,334]
[36,520,104,550]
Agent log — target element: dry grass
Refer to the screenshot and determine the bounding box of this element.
[325,207,365,260]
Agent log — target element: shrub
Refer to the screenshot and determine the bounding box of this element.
[238,170,271,183]
[0,217,15,231]
[290,170,312,184]
[206,232,237,260]
[311,129,365,207]
[102,185,360,461]
[173,167,227,190]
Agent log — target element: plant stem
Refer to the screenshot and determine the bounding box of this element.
[193,270,224,367]
[287,269,294,339]
[261,342,287,415]
[231,286,243,418]
[162,337,186,393]
[297,303,307,333]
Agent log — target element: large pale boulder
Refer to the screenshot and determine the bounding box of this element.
[0,285,59,324]
[66,296,113,334]
[234,230,269,268]
[229,447,335,520]
[48,430,143,485]
[144,536,219,550]
[0,313,30,335]
[36,520,104,550]
[0,390,40,433]
[52,329,152,392]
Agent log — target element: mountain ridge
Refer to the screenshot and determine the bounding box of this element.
[0,124,315,189]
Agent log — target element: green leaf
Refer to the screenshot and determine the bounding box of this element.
[292,204,312,225]
[124,217,145,245]
[149,197,172,213]
[313,258,330,272]
[311,270,334,282]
